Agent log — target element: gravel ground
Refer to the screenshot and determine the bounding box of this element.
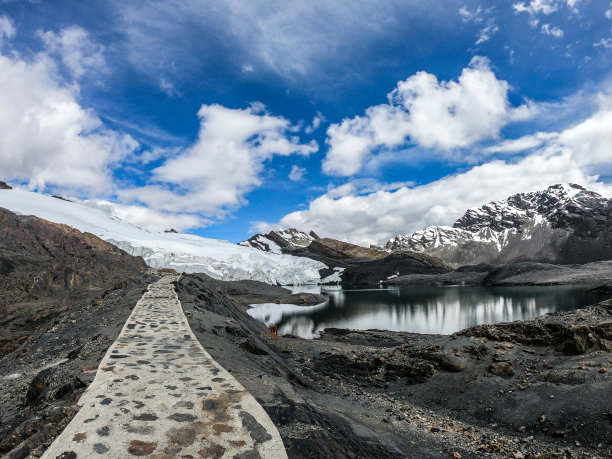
[0,274,154,458]
[177,273,612,458]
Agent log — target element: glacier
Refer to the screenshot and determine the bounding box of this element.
[0,188,326,285]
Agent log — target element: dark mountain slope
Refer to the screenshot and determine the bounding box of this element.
[0,207,153,457]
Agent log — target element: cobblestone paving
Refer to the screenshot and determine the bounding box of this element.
[42,275,287,458]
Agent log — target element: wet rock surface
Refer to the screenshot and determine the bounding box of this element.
[461,300,612,354]
[192,275,327,307]
[178,273,612,458]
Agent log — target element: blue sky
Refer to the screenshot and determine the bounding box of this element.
[1,0,612,245]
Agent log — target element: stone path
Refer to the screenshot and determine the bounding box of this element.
[42,275,287,459]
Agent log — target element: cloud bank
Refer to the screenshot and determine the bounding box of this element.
[323,57,534,176]
[119,103,317,217]
[0,19,316,230]
[262,91,612,245]
[0,19,137,194]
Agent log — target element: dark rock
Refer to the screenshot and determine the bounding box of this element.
[93,443,109,454]
[589,282,612,294]
[67,345,84,360]
[461,300,612,355]
[342,252,451,287]
[25,368,55,404]
[168,413,197,422]
[96,426,110,437]
[54,381,76,400]
[490,362,514,377]
[133,413,158,421]
[127,440,156,456]
[55,452,77,459]
[239,338,270,355]
[0,181,12,190]
[541,370,586,385]
[51,195,73,202]
[239,411,272,444]
[225,324,248,337]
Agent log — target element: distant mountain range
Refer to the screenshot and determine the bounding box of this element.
[2,182,610,287]
[385,184,612,267]
[243,183,612,280]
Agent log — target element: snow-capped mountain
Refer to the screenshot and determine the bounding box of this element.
[386,184,612,266]
[0,187,325,285]
[239,228,319,254]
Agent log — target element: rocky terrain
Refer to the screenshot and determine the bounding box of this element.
[341,252,452,286]
[1,182,612,458]
[384,260,612,288]
[386,184,612,267]
[0,207,148,356]
[239,228,320,254]
[240,229,388,264]
[241,184,612,287]
[2,237,611,457]
[0,207,154,457]
[177,273,612,458]
[240,229,451,285]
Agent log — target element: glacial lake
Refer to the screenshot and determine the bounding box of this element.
[247,285,612,338]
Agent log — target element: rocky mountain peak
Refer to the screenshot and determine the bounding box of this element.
[0,181,12,190]
[452,183,606,234]
[239,228,318,254]
[386,184,612,266]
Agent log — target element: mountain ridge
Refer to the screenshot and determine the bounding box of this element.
[386,183,612,266]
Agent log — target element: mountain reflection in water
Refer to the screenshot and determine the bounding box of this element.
[247,285,612,338]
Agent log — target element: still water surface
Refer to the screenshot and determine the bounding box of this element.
[247,285,612,338]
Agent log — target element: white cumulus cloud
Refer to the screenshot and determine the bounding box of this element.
[594,37,612,49]
[82,200,209,232]
[476,23,499,44]
[0,15,15,46]
[39,26,107,79]
[304,111,325,134]
[119,103,318,216]
[289,165,306,181]
[262,150,607,246]
[513,0,580,20]
[541,24,564,37]
[513,0,559,16]
[483,132,558,154]
[322,57,534,176]
[0,23,137,195]
[459,6,484,23]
